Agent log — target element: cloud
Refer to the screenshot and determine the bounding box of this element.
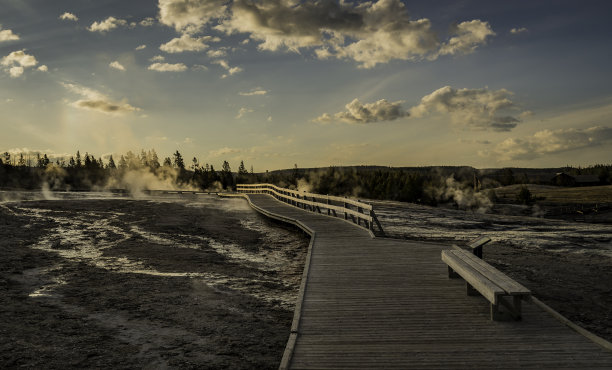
[0,26,19,42]
[135,44,147,50]
[1,50,38,77]
[410,86,523,131]
[9,66,24,78]
[437,20,495,56]
[192,64,208,71]
[239,88,267,96]
[488,126,612,161]
[61,82,140,114]
[235,107,253,119]
[150,55,165,62]
[88,17,127,33]
[37,65,48,72]
[148,62,188,72]
[213,59,243,78]
[209,147,241,157]
[159,34,215,53]
[109,61,126,71]
[510,27,528,34]
[215,0,493,68]
[59,12,78,21]
[139,17,155,27]
[158,0,227,34]
[207,49,226,58]
[315,98,408,124]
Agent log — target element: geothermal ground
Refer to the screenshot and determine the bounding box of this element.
[1,191,611,369]
[0,192,309,369]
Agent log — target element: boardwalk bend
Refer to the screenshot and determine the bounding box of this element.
[221,184,612,369]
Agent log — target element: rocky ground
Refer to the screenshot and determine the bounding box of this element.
[0,193,309,369]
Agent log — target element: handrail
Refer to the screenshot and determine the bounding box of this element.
[237,183,384,234]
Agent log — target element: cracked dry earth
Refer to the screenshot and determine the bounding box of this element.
[0,193,309,369]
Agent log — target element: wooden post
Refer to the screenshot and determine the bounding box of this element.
[344,198,348,220]
[326,196,330,216]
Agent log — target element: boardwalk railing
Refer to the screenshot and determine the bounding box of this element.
[237,183,384,234]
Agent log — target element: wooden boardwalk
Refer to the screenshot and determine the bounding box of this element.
[239,193,612,369]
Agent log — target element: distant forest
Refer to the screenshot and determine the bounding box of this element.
[1,149,611,205]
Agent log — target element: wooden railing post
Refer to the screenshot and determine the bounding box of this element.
[344,198,348,220]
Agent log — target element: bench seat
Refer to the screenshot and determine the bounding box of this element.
[442,249,531,321]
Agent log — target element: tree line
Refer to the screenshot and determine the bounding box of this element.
[1,149,610,206]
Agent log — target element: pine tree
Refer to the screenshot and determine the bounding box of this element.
[76,151,82,168]
[107,155,116,169]
[173,150,185,169]
[238,160,247,174]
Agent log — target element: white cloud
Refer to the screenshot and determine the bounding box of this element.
[213,59,242,78]
[37,65,48,72]
[209,147,241,157]
[315,98,408,124]
[207,49,226,58]
[160,34,214,53]
[235,107,253,119]
[1,50,38,78]
[239,88,267,96]
[139,17,156,27]
[88,17,127,33]
[9,66,24,78]
[148,62,188,72]
[61,82,140,115]
[150,55,165,62]
[410,86,523,131]
[59,12,78,21]
[158,0,227,34]
[216,0,493,68]
[0,26,19,42]
[192,64,208,71]
[135,44,147,50]
[109,61,126,71]
[437,20,495,56]
[488,126,612,161]
[510,27,528,34]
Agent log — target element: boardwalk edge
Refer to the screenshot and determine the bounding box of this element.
[220,193,316,369]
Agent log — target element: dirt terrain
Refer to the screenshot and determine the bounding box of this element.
[0,194,309,369]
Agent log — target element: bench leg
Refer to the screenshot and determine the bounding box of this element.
[448,266,460,278]
[493,296,524,321]
[491,303,502,321]
[466,283,479,296]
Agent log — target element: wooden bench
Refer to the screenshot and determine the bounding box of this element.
[441,249,531,321]
[453,235,491,258]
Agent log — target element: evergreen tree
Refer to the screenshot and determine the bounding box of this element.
[173,150,185,169]
[107,155,116,169]
[238,160,247,174]
[76,151,82,168]
[118,155,128,170]
[163,157,172,167]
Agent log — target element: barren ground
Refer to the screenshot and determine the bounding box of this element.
[0,193,309,369]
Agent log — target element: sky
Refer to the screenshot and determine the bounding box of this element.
[1,0,611,171]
